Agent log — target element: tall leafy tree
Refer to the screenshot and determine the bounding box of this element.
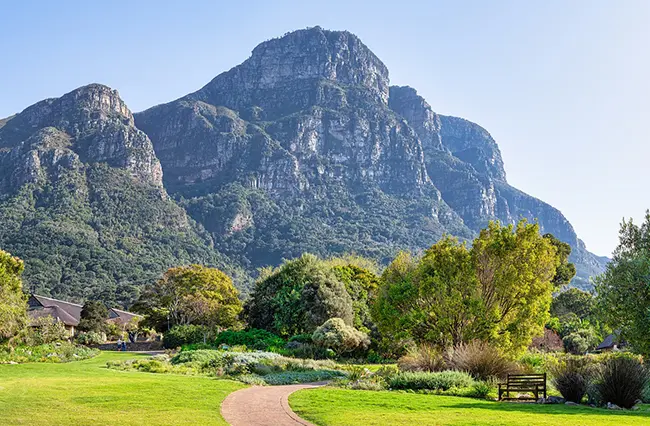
[374,221,560,356]
[78,301,109,333]
[133,265,242,331]
[245,254,354,336]
[595,211,650,355]
[0,249,27,343]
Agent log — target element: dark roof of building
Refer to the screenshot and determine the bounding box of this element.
[108,308,142,324]
[596,330,623,350]
[28,306,79,326]
[29,294,83,322]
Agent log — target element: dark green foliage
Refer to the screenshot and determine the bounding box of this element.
[215,329,285,351]
[551,288,595,320]
[388,371,474,391]
[245,254,354,336]
[593,356,650,408]
[163,325,209,349]
[543,234,577,288]
[550,357,592,403]
[0,165,245,306]
[78,301,109,334]
[288,334,313,344]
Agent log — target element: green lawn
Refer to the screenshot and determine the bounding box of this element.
[290,388,650,426]
[0,351,245,425]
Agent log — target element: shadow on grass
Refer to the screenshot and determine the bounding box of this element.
[445,400,650,418]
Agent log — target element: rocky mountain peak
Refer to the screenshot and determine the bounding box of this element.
[191,27,390,120]
[389,85,445,152]
[0,84,162,190]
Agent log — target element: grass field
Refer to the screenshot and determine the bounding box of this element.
[0,351,245,426]
[289,387,650,426]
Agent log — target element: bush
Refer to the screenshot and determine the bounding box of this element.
[563,333,589,355]
[518,351,546,373]
[448,341,519,381]
[216,329,284,351]
[76,331,104,345]
[469,381,494,399]
[592,355,650,408]
[289,334,313,344]
[398,344,446,372]
[550,357,593,403]
[261,370,344,385]
[312,318,370,355]
[0,342,98,364]
[23,317,69,345]
[388,371,474,391]
[163,325,209,349]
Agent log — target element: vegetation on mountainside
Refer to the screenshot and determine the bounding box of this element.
[0,164,245,306]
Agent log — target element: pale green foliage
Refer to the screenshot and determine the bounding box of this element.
[134,265,242,331]
[374,221,560,356]
[312,318,370,355]
[0,249,27,343]
[24,316,69,345]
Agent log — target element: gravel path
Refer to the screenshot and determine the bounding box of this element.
[221,382,326,426]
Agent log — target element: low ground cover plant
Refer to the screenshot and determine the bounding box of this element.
[0,342,98,364]
[107,348,345,385]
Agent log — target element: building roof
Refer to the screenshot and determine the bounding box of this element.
[30,294,83,322]
[596,330,623,350]
[108,308,142,325]
[28,305,79,326]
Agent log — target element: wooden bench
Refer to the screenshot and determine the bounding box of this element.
[498,373,547,401]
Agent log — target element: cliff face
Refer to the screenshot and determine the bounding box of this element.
[136,27,605,286]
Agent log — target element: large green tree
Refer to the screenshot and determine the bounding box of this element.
[78,301,109,334]
[133,265,242,331]
[245,254,354,336]
[595,211,650,355]
[0,249,27,343]
[374,221,561,356]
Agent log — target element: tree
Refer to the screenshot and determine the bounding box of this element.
[471,221,558,355]
[133,265,242,332]
[595,211,650,355]
[374,221,560,356]
[78,301,109,334]
[543,233,577,288]
[312,317,370,355]
[245,254,354,336]
[0,249,27,343]
[551,288,595,320]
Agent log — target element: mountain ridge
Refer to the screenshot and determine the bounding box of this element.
[0,27,605,304]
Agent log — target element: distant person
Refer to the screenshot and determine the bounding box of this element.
[116,338,123,351]
[122,340,127,351]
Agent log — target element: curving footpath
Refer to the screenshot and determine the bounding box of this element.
[221,382,326,426]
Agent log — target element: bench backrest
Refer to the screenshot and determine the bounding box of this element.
[506,374,546,386]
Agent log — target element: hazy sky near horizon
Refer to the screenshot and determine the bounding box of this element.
[1,0,648,257]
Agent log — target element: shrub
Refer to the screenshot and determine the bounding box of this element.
[163,325,209,349]
[550,357,593,403]
[563,333,589,355]
[398,344,446,372]
[289,334,313,344]
[469,381,494,399]
[216,329,284,351]
[448,341,518,381]
[388,371,474,391]
[282,343,331,360]
[518,351,546,373]
[312,318,370,355]
[76,331,104,346]
[24,317,69,345]
[0,342,98,364]
[261,370,344,385]
[592,355,650,408]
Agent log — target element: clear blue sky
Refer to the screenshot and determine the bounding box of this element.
[2,0,648,257]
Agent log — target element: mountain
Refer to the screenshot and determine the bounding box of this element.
[0,85,241,305]
[0,27,605,304]
[136,27,605,287]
